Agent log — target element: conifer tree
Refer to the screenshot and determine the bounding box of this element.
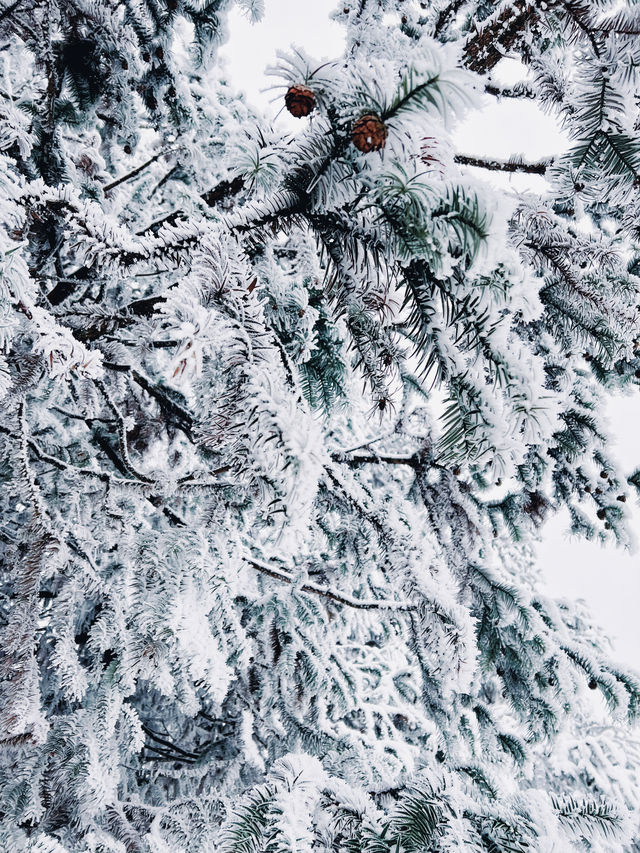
[1,0,640,850]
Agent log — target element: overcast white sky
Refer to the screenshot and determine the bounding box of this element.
[219,1,640,669]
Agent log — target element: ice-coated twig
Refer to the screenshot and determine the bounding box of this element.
[244,553,415,611]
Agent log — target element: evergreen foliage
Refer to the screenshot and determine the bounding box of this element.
[1,0,640,850]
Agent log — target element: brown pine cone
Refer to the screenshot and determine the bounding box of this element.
[351,113,388,153]
[285,85,316,118]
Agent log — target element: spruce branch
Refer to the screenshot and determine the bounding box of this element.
[10,400,199,527]
[380,73,441,122]
[16,399,54,525]
[0,417,208,540]
[593,9,640,36]
[551,794,625,839]
[557,0,603,58]
[323,464,388,539]
[2,2,639,846]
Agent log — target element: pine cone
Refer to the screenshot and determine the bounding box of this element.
[285,85,316,118]
[351,113,388,153]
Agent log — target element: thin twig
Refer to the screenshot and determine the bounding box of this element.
[102,336,180,349]
[93,379,155,484]
[51,405,115,424]
[0,423,146,487]
[142,725,199,761]
[337,431,398,455]
[454,153,552,175]
[102,361,194,437]
[245,554,414,611]
[484,82,536,99]
[323,465,388,539]
[103,151,165,193]
[332,452,418,468]
[136,174,245,235]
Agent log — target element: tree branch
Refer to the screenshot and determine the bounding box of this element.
[103,152,164,193]
[141,725,200,761]
[434,0,467,38]
[463,0,542,74]
[102,361,194,437]
[136,175,246,236]
[1,410,195,527]
[454,153,552,175]
[245,554,414,611]
[93,378,155,484]
[332,451,418,468]
[48,173,245,307]
[485,82,536,100]
[0,423,145,488]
